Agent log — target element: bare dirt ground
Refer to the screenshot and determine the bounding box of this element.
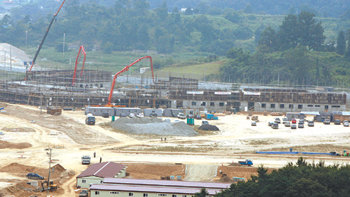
[125,163,185,180]
[0,141,31,149]
[184,164,217,182]
[215,165,275,182]
[1,102,350,196]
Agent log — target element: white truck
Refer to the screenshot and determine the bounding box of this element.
[81,155,91,165]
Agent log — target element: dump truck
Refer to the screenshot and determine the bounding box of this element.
[238,159,253,166]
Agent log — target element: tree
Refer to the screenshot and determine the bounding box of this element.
[279,14,299,50]
[297,11,325,50]
[345,30,350,58]
[258,26,277,52]
[195,188,209,197]
[155,1,168,20]
[278,11,325,51]
[336,31,346,55]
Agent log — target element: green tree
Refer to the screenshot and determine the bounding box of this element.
[336,31,346,55]
[258,26,277,52]
[279,14,299,50]
[286,178,330,197]
[155,1,168,20]
[297,11,325,50]
[345,30,350,58]
[195,188,209,197]
[278,12,325,51]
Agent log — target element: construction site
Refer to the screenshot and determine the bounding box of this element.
[1,41,350,196]
[1,1,350,197]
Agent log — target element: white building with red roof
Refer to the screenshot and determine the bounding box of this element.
[89,178,231,197]
[76,162,126,188]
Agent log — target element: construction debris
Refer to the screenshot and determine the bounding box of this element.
[47,106,62,115]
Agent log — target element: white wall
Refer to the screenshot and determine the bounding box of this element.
[253,102,346,112]
[182,100,226,112]
[77,176,103,189]
[90,190,198,197]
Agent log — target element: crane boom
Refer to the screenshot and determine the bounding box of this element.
[27,0,66,73]
[72,45,87,86]
[107,56,154,106]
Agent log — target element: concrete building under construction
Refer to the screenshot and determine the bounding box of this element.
[0,66,347,113]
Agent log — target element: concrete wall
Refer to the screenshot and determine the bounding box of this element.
[77,176,103,189]
[252,102,346,112]
[182,100,226,112]
[85,107,116,116]
[144,108,163,117]
[90,190,199,197]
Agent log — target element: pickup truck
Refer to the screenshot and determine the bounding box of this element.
[238,159,253,166]
[81,155,91,165]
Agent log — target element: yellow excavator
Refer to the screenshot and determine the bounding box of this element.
[40,180,57,192]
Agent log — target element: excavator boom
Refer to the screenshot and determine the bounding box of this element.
[72,46,87,86]
[107,56,154,105]
[27,0,66,74]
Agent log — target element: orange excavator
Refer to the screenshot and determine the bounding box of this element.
[105,56,155,107]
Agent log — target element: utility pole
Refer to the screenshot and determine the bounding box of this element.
[25,30,28,49]
[9,46,12,71]
[63,32,66,56]
[45,148,52,194]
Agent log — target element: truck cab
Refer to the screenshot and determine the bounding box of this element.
[238,159,253,166]
[85,114,95,125]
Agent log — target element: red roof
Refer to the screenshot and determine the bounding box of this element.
[77,162,125,178]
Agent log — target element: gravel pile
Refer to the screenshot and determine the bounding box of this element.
[111,117,198,136]
[198,124,219,131]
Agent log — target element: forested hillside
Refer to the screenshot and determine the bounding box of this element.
[213,158,350,197]
[1,0,349,54]
[220,12,350,86]
[1,0,350,86]
[17,0,350,18]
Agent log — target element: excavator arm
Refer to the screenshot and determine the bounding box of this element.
[107,56,154,105]
[72,45,87,86]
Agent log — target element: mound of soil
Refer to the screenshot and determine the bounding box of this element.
[0,163,47,176]
[198,124,219,131]
[0,163,66,179]
[0,141,32,149]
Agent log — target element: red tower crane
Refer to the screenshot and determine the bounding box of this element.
[72,45,86,86]
[107,56,154,106]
